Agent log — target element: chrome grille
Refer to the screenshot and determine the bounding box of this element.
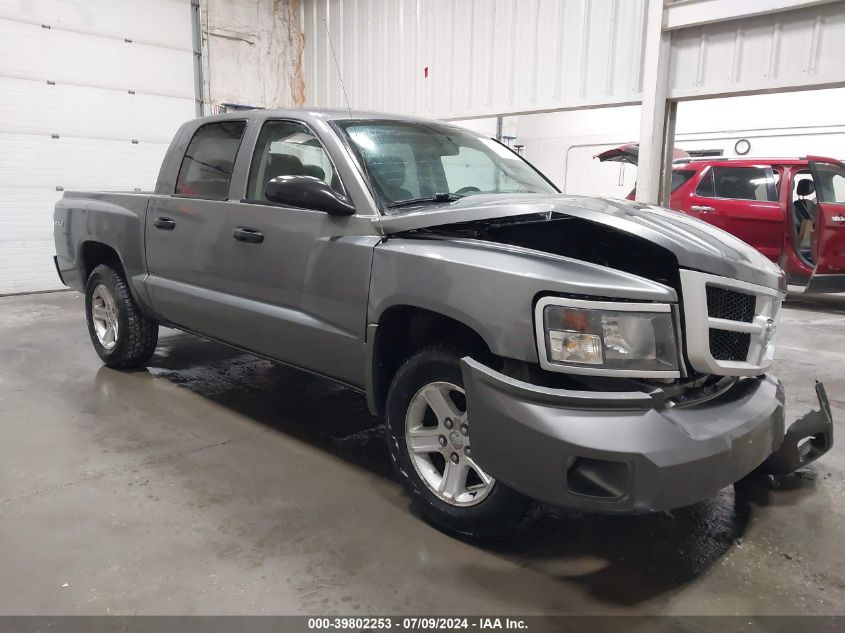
[709,329,751,361]
[680,270,784,376]
[706,286,755,323]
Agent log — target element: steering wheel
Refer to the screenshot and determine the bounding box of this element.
[455,186,481,196]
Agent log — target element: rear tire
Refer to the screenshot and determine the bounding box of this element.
[385,345,534,537]
[85,264,158,368]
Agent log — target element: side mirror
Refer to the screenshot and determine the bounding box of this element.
[264,175,355,216]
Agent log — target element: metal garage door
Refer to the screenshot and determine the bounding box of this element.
[0,0,198,295]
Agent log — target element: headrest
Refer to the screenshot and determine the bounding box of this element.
[268,153,305,175]
[302,164,326,180]
[369,155,406,185]
[717,179,743,199]
[797,179,815,197]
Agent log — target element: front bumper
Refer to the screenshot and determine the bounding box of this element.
[461,359,830,513]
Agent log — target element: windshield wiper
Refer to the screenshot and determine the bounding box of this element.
[386,192,463,209]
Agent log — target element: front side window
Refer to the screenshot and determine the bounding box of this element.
[709,166,778,201]
[247,120,340,202]
[336,121,557,212]
[175,120,246,199]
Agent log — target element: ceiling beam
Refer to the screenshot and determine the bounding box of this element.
[663,0,840,31]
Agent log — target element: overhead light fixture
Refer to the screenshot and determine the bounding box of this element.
[735,139,751,155]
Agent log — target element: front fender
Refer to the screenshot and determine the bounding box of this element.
[368,238,677,363]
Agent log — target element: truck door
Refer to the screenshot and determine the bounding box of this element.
[686,164,783,262]
[806,157,845,292]
[144,119,248,340]
[217,118,376,385]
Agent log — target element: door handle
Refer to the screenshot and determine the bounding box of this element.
[233,226,264,244]
[153,217,176,230]
[691,205,715,213]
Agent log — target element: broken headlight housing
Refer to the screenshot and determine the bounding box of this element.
[535,297,681,378]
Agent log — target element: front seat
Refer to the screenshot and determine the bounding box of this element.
[794,179,817,225]
[794,179,817,258]
[369,155,413,203]
[717,178,743,199]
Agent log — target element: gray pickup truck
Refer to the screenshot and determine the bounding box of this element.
[53,109,833,536]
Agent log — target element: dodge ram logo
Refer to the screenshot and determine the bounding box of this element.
[764,318,776,347]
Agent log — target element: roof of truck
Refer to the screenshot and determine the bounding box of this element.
[194,107,452,126]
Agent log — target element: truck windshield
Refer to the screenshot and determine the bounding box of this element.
[336,120,557,213]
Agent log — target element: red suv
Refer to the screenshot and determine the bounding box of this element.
[597,147,845,293]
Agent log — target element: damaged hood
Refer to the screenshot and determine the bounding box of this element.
[378,194,785,291]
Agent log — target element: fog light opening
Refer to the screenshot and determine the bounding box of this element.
[566,457,629,500]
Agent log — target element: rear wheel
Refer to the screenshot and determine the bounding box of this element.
[385,345,533,537]
[85,264,158,368]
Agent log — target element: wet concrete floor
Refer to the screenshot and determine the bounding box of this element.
[0,291,843,615]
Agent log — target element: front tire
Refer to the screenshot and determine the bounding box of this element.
[85,264,158,368]
[385,345,534,537]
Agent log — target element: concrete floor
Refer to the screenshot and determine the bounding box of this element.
[1,291,843,616]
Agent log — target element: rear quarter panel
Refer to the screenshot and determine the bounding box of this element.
[54,191,155,311]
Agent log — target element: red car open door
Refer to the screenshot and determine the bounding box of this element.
[806,156,845,293]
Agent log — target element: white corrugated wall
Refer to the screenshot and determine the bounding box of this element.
[302,0,845,117]
[668,2,845,99]
[302,0,648,119]
[0,0,197,295]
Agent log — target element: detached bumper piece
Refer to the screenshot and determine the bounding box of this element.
[460,358,833,514]
[757,381,834,475]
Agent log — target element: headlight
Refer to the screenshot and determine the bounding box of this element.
[535,297,680,377]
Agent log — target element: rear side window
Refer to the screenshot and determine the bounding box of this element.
[671,169,695,193]
[175,120,247,199]
[699,166,777,201]
[695,168,715,197]
[630,170,694,198]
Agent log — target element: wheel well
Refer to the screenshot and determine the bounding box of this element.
[80,242,123,280]
[369,306,494,416]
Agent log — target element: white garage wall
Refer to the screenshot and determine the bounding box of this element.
[0,0,197,295]
[302,0,648,119]
[508,87,845,198]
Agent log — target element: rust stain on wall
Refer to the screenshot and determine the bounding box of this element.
[279,0,306,106]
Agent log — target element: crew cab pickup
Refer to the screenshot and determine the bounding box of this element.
[54,110,833,536]
[597,146,845,294]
